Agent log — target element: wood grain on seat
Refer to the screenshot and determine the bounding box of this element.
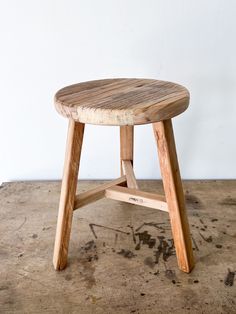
[55,78,189,125]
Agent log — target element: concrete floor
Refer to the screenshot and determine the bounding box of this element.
[0,180,235,314]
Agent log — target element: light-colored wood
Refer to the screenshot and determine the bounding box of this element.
[53,78,194,274]
[55,79,189,125]
[120,125,134,163]
[105,185,168,212]
[53,120,84,270]
[74,176,127,210]
[120,125,134,178]
[153,119,194,273]
[122,160,138,189]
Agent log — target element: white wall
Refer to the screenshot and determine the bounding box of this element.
[0,0,236,182]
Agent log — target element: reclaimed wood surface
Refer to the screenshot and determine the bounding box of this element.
[74,176,127,210]
[122,160,138,189]
[53,120,84,270]
[2,180,236,313]
[153,119,194,273]
[55,79,189,125]
[105,185,168,212]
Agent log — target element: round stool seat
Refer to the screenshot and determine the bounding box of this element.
[55,78,189,125]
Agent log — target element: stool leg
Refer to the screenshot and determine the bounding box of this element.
[153,119,194,273]
[120,125,134,175]
[53,119,84,270]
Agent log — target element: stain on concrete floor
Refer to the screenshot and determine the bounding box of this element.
[0,180,236,313]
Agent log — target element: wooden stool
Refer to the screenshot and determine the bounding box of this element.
[53,78,194,273]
